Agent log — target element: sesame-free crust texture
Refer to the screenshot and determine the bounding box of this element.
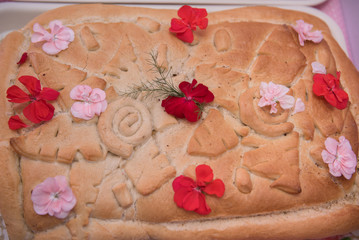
[0,4,359,240]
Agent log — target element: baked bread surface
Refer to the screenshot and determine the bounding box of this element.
[0,4,359,240]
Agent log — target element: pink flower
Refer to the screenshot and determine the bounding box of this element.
[311,61,326,74]
[321,136,357,179]
[258,82,295,114]
[31,20,75,55]
[292,20,323,46]
[292,98,305,115]
[70,85,107,120]
[31,176,76,219]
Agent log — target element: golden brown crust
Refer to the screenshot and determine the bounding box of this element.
[0,4,358,240]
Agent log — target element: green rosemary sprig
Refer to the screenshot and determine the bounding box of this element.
[120,51,184,100]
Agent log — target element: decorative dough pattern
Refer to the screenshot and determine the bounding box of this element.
[98,97,152,158]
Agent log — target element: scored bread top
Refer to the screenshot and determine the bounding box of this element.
[0,4,358,240]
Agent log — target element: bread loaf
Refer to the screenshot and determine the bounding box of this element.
[0,4,358,239]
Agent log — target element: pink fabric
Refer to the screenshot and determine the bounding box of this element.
[316,0,352,60]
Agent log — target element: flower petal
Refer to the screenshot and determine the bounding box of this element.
[177,5,193,21]
[18,75,42,97]
[161,96,187,119]
[39,87,60,101]
[23,100,55,123]
[17,52,28,65]
[169,18,188,33]
[194,192,211,215]
[70,85,92,101]
[182,101,201,122]
[8,115,28,130]
[278,95,295,110]
[176,29,194,43]
[6,85,31,103]
[174,187,192,208]
[203,179,225,197]
[195,164,214,185]
[70,102,95,120]
[42,41,61,55]
[89,88,107,103]
[182,190,201,211]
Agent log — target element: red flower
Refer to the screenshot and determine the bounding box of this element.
[312,72,348,110]
[161,79,214,122]
[8,115,28,130]
[17,52,28,65]
[172,164,225,215]
[6,75,59,124]
[169,5,208,43]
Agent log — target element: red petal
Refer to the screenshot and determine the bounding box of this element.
[196,18,208,30]
[323,93,337,108]
[333,88,349,109]
[182,101,201,122]
[312,74,329,97]
[196,164,214,185]
[8,115,28,130]
[182,190,200,211]
[194,192,211,215]
[169,18,188,33]
[179,80,197,97]
[6,85,31,103]
[162,96,187,119]
[23,100,55,123]
[194,8,207,18]
[172,175,195,192]
[203,179,225,197]
[18,76,41,96]
[177,5,193,21]
[180,79,214,103]
[176,29,194,43]
[39,87,60,101]
[174,187,192,208]
[17,52,28,65]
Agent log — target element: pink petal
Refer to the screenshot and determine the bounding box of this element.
[70,85,92,101]
[54,210,70,219]
[56,27,75,42]
[311,62,326,74]
[278,95,295,110]
[55,176,68,191]
[33,203,49,215]
[61,195,77,212]
[31,23,52,42]
[292,98,305,115]
[91,102,104,116]
[31,188,51,206]
[321,150,336,164]
[89,88,106,103]
[49,20,63,35]
[70,102,95,120]
[54,39,70,51]
[42,41,61,55]
[324,137,339,156]
[307,30,323,43]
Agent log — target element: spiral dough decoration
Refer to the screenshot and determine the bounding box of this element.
[98,97,152,158]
